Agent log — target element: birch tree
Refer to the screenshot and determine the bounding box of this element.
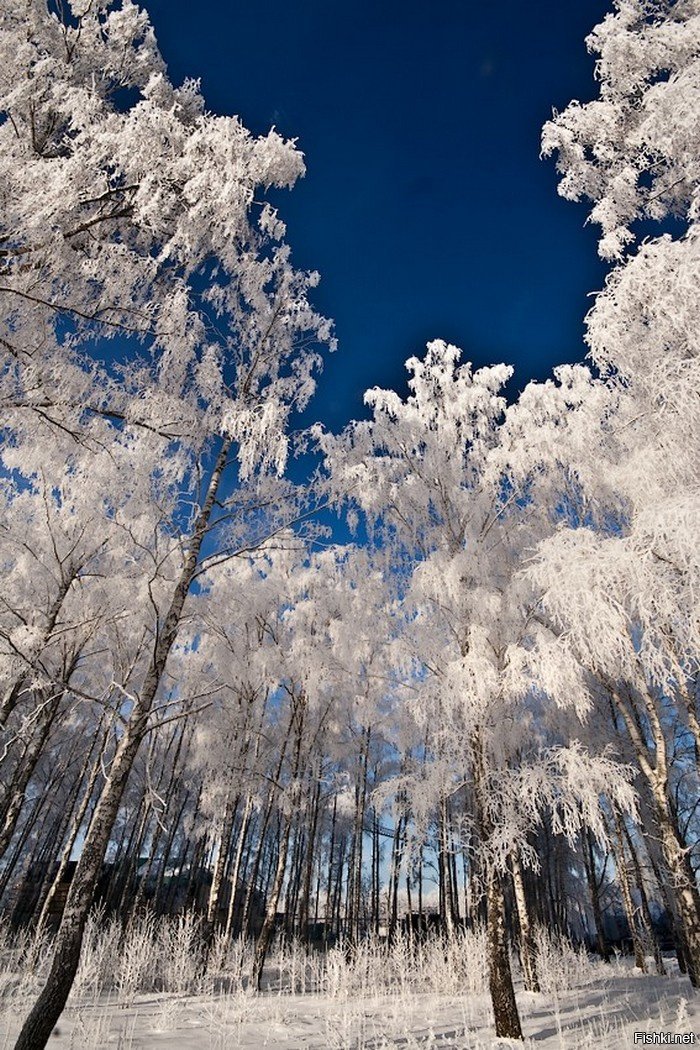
[318,341,635,1038]
[536,0,700,980]
[2,3,332,1046]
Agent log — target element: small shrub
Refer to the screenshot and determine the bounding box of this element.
[533,925,598,994]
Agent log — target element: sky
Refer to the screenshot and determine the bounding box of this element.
[145,0,613,433]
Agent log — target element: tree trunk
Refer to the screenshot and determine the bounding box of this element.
[371,805,380,937]
[472,724,523,1040]
[324,792,337,945]
[620,818,665,976]
[284,815,304,938]
[298,775,321,941]
[332,835,346,939]
[388,811,405,942]
[203,793,237,941]
[582,827,610,963]
[654,800,700,986]
[487,868,524,1041]
[449,819,461,927]
[0,687,65,860]
[0,795,43,906]
[611,682,700,983]
[223,796,253,939]
[610,817,646,972]
[0,567,78,731]
[417,844,424,935]
[251,813,292,989]
[511,853,539,992]
[648,847,688,976]
[346,725,369,942]
[438,795,457,937]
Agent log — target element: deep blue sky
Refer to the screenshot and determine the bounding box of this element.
[146,0,612,431]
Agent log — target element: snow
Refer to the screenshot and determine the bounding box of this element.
[1,959,697,1049]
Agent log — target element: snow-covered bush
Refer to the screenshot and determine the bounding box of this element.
[533,926,600,995]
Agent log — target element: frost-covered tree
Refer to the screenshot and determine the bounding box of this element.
[318,341,635,1038]
[0,438,156,859]
[2,3,332,1046]
[0,0,332,452]
[542,0,700,262]
[538,0,700,982]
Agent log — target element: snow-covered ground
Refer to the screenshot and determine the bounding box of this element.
[1,958,697,1049]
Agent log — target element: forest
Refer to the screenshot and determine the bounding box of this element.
[0,1,699,1048]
